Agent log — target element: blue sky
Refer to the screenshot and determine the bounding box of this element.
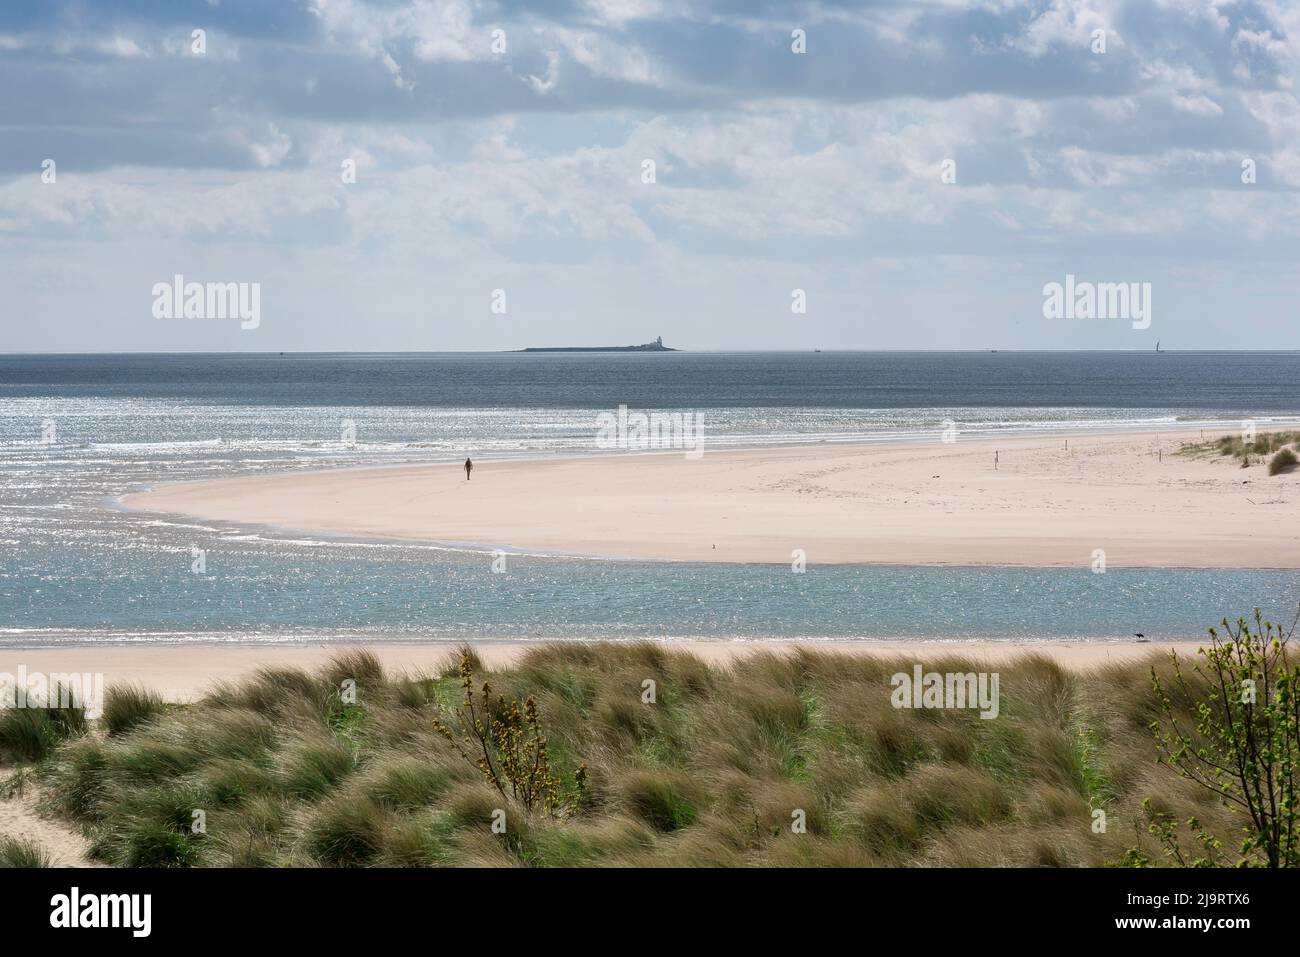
[1,0,1297,351]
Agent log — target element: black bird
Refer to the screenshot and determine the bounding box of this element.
[1134,633,1148,642]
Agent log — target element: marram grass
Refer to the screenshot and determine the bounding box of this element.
[0,835,51,868]
[17,643,1271,867]
[1178,429,1300,470]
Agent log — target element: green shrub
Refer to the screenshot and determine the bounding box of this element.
[431,650,586,816]
[1146,610,1300,867]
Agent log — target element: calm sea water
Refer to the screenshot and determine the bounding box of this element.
[2,352,1298,646]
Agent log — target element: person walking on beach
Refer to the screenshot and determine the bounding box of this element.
[464,457,473,481]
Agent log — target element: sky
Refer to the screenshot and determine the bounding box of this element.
[1,0,1298,352]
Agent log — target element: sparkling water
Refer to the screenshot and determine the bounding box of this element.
[3,352,1298,645]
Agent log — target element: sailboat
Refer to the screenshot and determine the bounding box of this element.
[1156,341,1161,353]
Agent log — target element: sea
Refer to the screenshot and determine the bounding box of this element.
[2,351,1298,647]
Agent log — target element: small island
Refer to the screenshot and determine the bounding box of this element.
[518,336,677,353]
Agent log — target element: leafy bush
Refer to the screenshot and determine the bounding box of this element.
[431,650,586,816]
[1145,609,1300,867]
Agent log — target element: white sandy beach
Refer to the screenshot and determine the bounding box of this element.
[123,430,1299,568]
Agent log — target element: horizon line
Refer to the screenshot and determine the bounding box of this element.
[4,348,1300,358]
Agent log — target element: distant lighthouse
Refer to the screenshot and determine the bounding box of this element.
[519,335,676,352]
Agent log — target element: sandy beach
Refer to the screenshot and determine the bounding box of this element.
[0,639,1195,702]
[123,430,1299,568]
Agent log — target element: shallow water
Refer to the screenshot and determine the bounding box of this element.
[2,352,1298,646]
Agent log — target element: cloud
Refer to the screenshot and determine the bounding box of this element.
[1,0,1299,350]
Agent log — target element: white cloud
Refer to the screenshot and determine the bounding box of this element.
[94,35,149,58]
[3,0,1300,350]
[1007,0,1115,57]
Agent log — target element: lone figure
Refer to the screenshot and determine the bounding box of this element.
[464,457,473,481]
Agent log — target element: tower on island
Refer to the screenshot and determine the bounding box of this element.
[518,335,676,353]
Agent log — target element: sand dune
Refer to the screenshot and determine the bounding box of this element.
[0,638,1205,870]
[0,779,98,867]
[122,430,1298,567]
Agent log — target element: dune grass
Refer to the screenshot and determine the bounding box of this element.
[102,684,167,737]
[0,687,88,762]
[1179,430,1300,471]
[1269,447,1298,476]
[19,641,1274,868]
[0,835,51,868]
